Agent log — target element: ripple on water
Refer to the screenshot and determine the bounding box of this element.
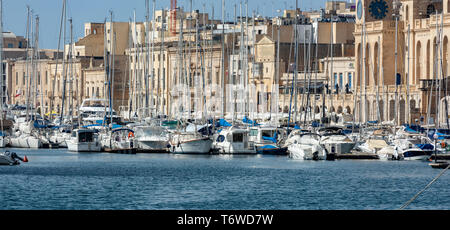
[1,149,450,210]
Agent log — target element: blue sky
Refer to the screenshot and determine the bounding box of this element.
[3,0,331,49]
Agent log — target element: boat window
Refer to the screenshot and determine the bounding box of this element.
[217,135,225,143]
[262,130,274,137]
[78,132,94,142]
[233,133,244,143]
[249,129,258,136]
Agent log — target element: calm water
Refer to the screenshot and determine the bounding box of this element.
[1,148,449,210]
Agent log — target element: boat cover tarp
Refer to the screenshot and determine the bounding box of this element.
[243,117,259,126]
[33,120,49,129]
[259,145,279,150]
[217,119,232,127]
[428,130,450,140]
[112,128,134,133]
[262,132,278,143]
[367,139,389,149]
[405,127,420,134]
[416,143,434,150]
[82,124,122,129]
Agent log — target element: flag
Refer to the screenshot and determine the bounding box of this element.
[15,89,22,97]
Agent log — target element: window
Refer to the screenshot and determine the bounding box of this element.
[8,43,13,48]
[16,72,18,85]
[334,73,337,90]
[348,73,352,89]
[232,133,244,143]
[339,73,343,92]
[23,72,25,85]
[162,68,166,90]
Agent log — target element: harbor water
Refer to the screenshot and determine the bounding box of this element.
[1,148,449,210]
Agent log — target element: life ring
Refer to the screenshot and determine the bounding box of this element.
[441,142,447,148]
[128,132,135,138]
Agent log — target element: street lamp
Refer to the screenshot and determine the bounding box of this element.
[393,0,402,126]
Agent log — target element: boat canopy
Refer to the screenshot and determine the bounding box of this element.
[217,118,232,127]
[112,128,134,134]
[243,116,259,126]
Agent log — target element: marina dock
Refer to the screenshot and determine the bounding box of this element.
[336,152,380,160]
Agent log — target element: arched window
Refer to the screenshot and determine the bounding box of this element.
[416,41,422,84]
[405,5,409,22]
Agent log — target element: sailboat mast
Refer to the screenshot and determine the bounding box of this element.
[376,36,381,124]
[221,0,225,118]
[59,3,67,125]
[145,0,150,116]
[330,20,334,123]
[232,3,237,125]
[252,10,256,120]
[394,4,399,127]
[158,9,165,116]
[25,6,31,121]
[293,1,299,125]
[150,0,156,118]
[0,0,4,130]
[276,15,281,125]
[68,18,73,122]
[110,11,115,126]
[51,0,66,122]
[202,4,208,124]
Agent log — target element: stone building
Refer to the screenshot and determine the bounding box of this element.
[354,0,450,126]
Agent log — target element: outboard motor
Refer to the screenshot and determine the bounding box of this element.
[9,152,29,163]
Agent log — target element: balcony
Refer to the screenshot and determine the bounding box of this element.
[419,78,450,92]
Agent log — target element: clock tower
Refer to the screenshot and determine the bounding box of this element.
[356,0,395,23]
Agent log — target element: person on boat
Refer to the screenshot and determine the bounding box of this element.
[393,146,399,160]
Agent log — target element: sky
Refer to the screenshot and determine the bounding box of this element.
[2,0,332,49]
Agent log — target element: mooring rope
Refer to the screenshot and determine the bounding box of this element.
[399,164,450,210]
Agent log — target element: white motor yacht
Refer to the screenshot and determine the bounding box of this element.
[100,128,137,154]
[133,126,171,152]
[284,130,327,160]
[67,129,102,152]
[318,127,356,155]
[169,131,212,154]
[212,126,257,154]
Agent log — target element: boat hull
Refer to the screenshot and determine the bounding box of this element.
[9,136,42,149]
[288,144,326,160]
[172,138,212,154]
[0,155,19,165]
[104,148,137,154]
[67,141,102,152]
[323,142,355,154]
[137,140,170,153]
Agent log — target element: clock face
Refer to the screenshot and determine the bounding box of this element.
[368,0,389,20]
[357,0,363,20]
